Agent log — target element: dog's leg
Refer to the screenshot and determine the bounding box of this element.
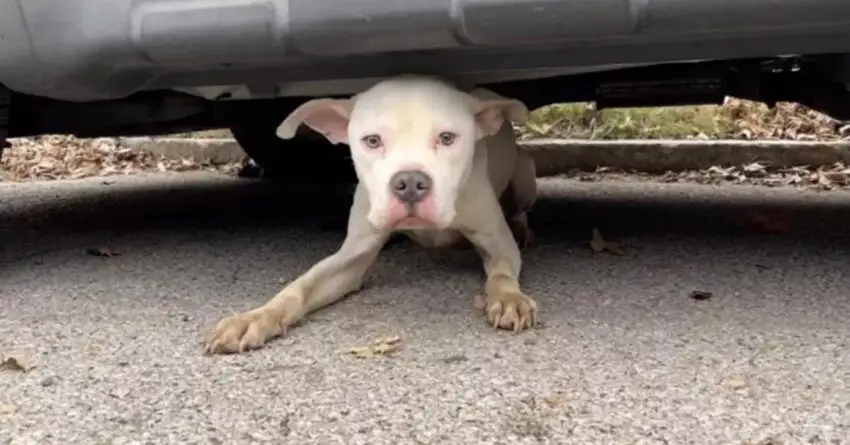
[499,184,535,249]
[462,187,538,332]
[204,186,390,354]
[505,150,538,248]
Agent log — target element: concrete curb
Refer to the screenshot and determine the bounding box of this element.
[120,137,850,176]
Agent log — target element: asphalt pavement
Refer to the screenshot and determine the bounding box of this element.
[2,172,849,445]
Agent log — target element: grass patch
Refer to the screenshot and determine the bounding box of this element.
[521,99,844,141]
[522,103,734,140]
[171,129,233,139]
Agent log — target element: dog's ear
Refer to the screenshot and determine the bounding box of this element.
[276,98,354,145]
[472,95,529,137]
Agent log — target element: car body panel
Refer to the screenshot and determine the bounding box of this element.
[1,0,850,101]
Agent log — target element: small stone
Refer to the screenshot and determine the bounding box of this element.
[441,354,468,364]
[40,376,57,387]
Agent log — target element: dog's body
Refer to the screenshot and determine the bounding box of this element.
[204,75,539,354]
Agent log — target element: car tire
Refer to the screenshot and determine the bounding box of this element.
[228,114,357,184]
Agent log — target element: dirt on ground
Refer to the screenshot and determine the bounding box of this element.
[4,134,850,192]
[559,162,850,191]
[0,135,241,182]
[2,98,850,185]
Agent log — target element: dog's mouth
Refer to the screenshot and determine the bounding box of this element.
[392,214,436,229]
[384,195,439,230]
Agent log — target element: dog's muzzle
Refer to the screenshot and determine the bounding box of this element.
[389,170,433,208]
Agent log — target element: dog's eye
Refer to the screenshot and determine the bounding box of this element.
[438,132,457,146]
[361,134,383,149]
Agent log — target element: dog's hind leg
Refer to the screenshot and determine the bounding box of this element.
[501,150,537,248]
[204,185,390,354]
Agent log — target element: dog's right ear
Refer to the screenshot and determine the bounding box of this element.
[276,98,354,145]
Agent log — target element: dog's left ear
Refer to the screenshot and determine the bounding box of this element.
[472,96,529,137]
[276,98,354,145]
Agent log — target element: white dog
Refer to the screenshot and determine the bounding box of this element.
[204,75,539,354]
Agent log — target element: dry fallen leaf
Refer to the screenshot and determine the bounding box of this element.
[109,386,132,399]
[542,395,564,407]
[0,135,242,183]
[345,347,375,359]
[0,355,34,373]
[86,247,122,258]
[0,404,18,415]
[344,336,403,359]
[590,228,624,255]
[689,290,714,301]
[743,211,792,234]
[725,375,748,390]
[819,170,850,186]
[742,162,768,177]
[413,434,433,445]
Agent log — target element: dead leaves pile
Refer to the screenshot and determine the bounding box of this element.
[590,228,623,255]
[572,162,850,191]
[1,135,241,182]
[343,336,403,359]
[670,162,850,190]
[723,99,846,141]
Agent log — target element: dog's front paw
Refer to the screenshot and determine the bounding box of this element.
[203,308,287,355]
[475,291,538,332]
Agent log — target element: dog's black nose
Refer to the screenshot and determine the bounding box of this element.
[389,170,433,205]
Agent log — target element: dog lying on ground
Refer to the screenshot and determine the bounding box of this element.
[204,75,539,354]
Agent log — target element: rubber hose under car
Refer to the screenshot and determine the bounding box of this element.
[0,85,9,158]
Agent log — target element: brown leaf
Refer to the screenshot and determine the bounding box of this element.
[742,162,768,177]
[820,170,850,186]
[590,228,624,255]
[743,211,792,234]
[542,395,564,407]
[345,347,375,359]
[86,247,122,258]
[344,336,403,359]
[724,375,748,390]
[816,171,835,190]
[1,355,34,373]
[689,290,714,301]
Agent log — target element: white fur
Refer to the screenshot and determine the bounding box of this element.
[203,75,540,354]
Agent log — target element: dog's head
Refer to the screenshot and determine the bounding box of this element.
[276,76,528,231]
